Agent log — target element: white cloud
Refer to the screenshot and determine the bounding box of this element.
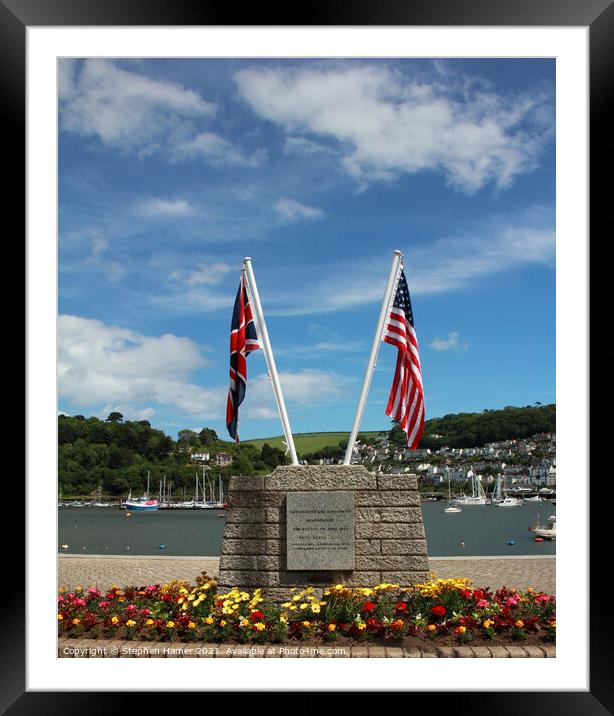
[85,234,125,283]
[176,131,266,167]
[430,332,469,352]
[284,137,333,157]
[235,64,553,192]
[267,206,555,316]
[275,198,325,222]
[59,60,255,166]
[58,315,224,418]
[138,198,193,217]
[246,369,346,410]
[170,261,233,287]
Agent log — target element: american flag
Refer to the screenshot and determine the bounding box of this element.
[383,268,425,449]
[226,272,260,441]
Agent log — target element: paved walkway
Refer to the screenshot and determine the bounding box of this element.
[58,555,555,594]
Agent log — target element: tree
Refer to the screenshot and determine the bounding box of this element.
[106,412,124,423]
[198,428,219,445]
[178,429,198,447]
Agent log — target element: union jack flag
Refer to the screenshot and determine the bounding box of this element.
[226,272,260,441]
[383,269,425,449]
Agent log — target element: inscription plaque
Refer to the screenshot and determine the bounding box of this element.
[286,491,355,570]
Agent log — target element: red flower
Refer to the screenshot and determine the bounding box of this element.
[362,601,376,612]
[461,590,472,599]
[250,610,265,621]
[395,602,407,611]
[366,618,379,630]
[431,605,446,618]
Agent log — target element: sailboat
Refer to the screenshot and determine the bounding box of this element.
[454,469,488,506]
[490,475,504,504]
[124,471,159,511]
[444,476,462,513]
[92,484,112,507]
[198,467,213,508]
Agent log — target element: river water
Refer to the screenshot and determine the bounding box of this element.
[58,501,555,557]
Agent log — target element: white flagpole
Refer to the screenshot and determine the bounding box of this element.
[242,257,299,466]
[343,249,404,465]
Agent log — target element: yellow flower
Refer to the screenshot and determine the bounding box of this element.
[126,619,136,627]
[166,621,175,628]
[289,605,297,611]
[240,618,249,627]
[515,620,524,628]
[279,613,288,624]
[310,603,321,614]
[292,595,301,602]
[427,624,437,632]
[57,613,63,621]
[75,585,83,593]
[220,620,227,628]
[146,619,154,626]
[334,584,344,590]
[357,622,366,631]
[204,616,215,625]
[188,621,196,630]
[281,602,291,608]
[483,620,493,629]
[254,622,266,632]
[328,623,336,632]
[302,621,311,628]
[72,618,80,625]
[457,625,467,634]
[111,616,119,624]
[300,603,309,610]
[527,587,534,593]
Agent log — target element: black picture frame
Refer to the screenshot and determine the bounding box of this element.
[8,0,605,707]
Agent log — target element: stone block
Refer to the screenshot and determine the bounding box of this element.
[221,539,286,555]
[377,474,418,490]
[225,507,285,524]
[355,555,428,571]
[265,465,376,491]
[381,570,429,585]
[381,539,427,555]
[379,507,423,523]
[223,523,282,539]
[219,555,284,571]
[228,492,286,508]
[356,522,425,540]
[355,539,382,555]
[229,475,265,491]
[355,491,420,507]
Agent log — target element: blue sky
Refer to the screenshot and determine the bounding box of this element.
[58,58,555,441]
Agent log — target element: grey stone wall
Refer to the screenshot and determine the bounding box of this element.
[218,465,429,600]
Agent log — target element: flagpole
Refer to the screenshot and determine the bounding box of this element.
[343,250,404,465]
[242,257,299,466]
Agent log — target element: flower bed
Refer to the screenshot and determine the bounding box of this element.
[58,573,555,646]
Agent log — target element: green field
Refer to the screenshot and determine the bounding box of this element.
[244,431,382,456]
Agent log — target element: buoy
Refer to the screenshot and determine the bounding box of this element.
[159,544,166,549]
[125,512,131,517]
[459,542,465,548]
[127,546,131,550]
[61,544,68,550]
[508,539,516,545]
[534,537,544,542]
[82,546,86,550]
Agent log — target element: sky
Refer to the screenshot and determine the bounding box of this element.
[57,58,556,441]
